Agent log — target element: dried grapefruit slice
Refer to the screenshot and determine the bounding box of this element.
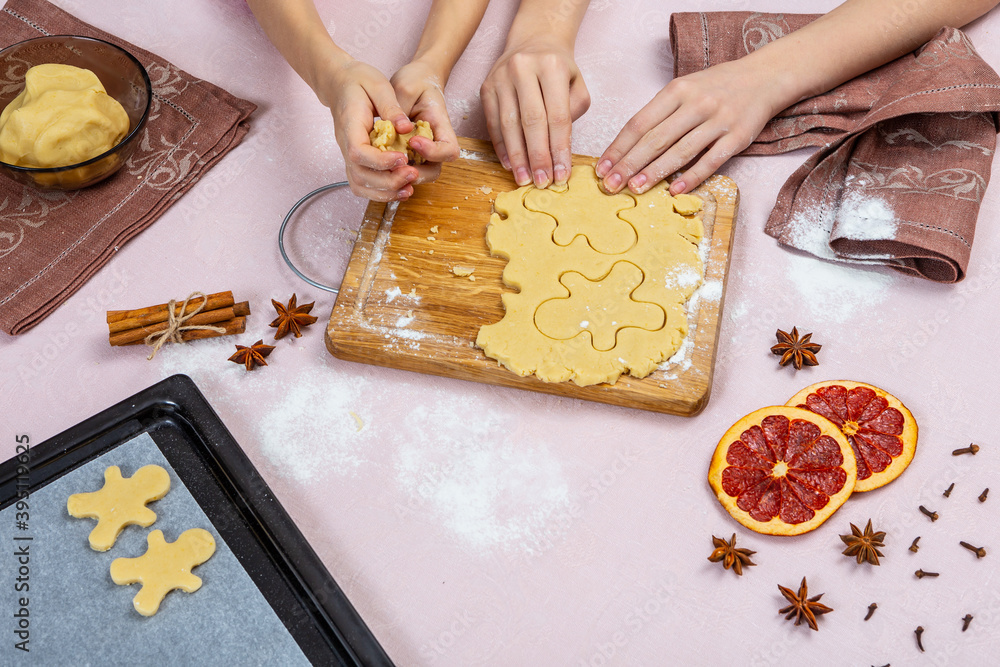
[787,381,917,492]
[708,407,857,536]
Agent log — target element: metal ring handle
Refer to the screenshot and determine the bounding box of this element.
[277,181,350,294]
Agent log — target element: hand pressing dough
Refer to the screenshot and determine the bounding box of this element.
[110,528,216,616]
[369,118,433,164]
[476,165,704,386]
[67,464,171,552]
[0,64,129,168]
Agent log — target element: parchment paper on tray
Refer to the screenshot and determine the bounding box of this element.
[0,432,309,666]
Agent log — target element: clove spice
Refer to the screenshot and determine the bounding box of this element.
[915,569,939,579]
[962,614,973,632]
[919,505,939,521]
[952,444,980,456]
[943,482,954,497]
[959,541,987,559]
[864,603,878,621]
[980,488,989,503]
[909,537,921,553]
[915,626,925,652]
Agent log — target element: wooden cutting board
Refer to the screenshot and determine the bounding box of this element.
[325,138,739,416]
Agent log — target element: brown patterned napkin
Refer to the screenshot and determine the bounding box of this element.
[0,0,256,334]
[671,12,1000,282]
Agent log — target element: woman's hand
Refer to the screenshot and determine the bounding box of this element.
[390,59,461,185]
[481,40,590,189]
[597,60,782,196]
[325,58,420,202]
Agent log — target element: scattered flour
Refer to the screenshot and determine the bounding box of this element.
[385,285,421,305]
[727,300,749,322]
[665,265,701,290]
[157,328,369,482]
[393,393,570,554]
[785,204,838,260]
[658,235,716,375]
[785,251,895,323]
[254,373,368,481]
[660,331,695,373]
[156,322,572,557]
[785,192,898,258]
[835,192,898,241]
[694,279,722,303]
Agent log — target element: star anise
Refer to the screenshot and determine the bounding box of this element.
[228,339,275,370]
[270,294,318,339]
[770,327,821,370]
[778,577,833,631]
[840,519,886,566]
[708,533,757,576]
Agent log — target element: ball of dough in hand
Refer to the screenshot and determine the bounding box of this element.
[369,118,434,165]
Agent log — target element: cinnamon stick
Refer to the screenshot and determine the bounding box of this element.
[107,291,235,331]
[110,301,250,346]
[120,316,246,345]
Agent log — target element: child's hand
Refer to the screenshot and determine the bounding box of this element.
[390,60,461,185]
[327,58,420,202]
[597,60,781,196]
[481,39,590,189]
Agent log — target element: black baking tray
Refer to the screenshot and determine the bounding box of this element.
[0,374,393,667]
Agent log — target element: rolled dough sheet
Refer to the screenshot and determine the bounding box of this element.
[476,165,704,386]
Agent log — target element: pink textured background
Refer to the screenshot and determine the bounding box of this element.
[2,1,998,664]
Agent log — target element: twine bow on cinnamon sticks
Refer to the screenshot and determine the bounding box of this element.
[107,291,250,359]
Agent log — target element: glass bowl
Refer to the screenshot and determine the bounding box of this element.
[0,35,152,190]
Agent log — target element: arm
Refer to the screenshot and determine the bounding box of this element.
[246,0,415,200]
[481,0,592,189]
[247,0,487,201]
[390,0,491,180]
[598,0,1000,196]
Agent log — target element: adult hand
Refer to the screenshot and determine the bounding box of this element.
[597,60,780,196]
[481,40,590,189]
[326,58,420,202]
[390,59,461,185]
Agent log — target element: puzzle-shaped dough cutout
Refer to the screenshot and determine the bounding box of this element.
[110,528,216,617]
[67,465,171,551]
[535,262,665,351]
[477,165,704,386]
[524,174,638,254]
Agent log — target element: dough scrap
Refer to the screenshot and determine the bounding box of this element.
[67,465,171,552]
[0,64,129,168]
[369,119,433,164]
[476,165,704,386]
[110,528,216,617]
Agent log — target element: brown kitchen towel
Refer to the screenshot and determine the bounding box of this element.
[670,12,1000,282]
[0,0,256,334]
